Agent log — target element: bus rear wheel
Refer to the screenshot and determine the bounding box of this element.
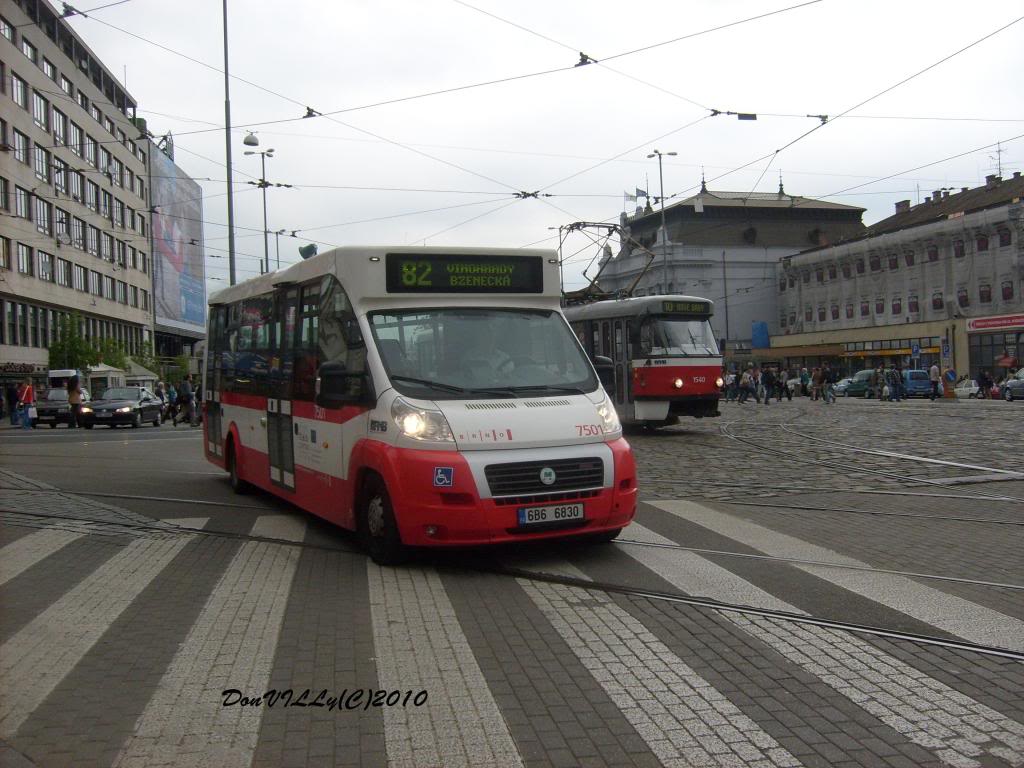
[226,440,251,495]
[359,476,408,566]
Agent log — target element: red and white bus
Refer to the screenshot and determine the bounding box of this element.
[203,246,637,563]
[564,296,722,427]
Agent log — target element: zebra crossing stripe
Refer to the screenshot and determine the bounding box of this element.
[0,528,84,587]
[652,499,1024,651]
[0,536,189,737]
[520,562,803,768]
[621,522,1024,767]
[112,541,300,767]
[250,514,308,543]
[368,564,524,768]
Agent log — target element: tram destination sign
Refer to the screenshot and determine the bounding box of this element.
[661,300,710,314]
[385,253,544,294]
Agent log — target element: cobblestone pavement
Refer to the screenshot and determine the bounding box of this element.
[0,399,1021,767]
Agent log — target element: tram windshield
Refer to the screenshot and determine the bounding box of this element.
[369,308,598,398]
[640,316,719,356]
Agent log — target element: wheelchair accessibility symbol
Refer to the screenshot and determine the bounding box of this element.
[433,467,454,487]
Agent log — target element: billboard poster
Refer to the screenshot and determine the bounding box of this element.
[150,148,206,334]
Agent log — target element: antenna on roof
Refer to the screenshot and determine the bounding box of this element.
[778,170,785,196]
[700,167,707,193]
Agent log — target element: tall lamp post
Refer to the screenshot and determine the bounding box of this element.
[646,149,676,292]
[274,228,286,271]
[222,0,237,285]
[243,133,274,274]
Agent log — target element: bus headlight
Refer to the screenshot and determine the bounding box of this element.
[392,397,454,442]
[716,377,724,388]
[673,378,684,389]
[595,393,621,435]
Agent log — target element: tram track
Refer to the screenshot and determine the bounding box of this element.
[3,506,1022,663]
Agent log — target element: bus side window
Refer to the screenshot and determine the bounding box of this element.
[293,283,320,401]
[614,321,623,360]
[601,321,611,357]
[639,320,652,356]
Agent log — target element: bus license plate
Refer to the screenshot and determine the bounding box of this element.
[517,503,584,526]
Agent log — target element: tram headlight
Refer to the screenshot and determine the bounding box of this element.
[715,377,724,388]
[392,397,454,443]
[595,393,621,435]
[673,378,684,389]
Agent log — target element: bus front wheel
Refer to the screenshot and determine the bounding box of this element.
[359,476,409,566]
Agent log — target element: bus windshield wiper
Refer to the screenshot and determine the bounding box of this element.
[389,375,465,394]
[503,384,589,395]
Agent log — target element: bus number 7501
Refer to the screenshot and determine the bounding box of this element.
[576,424,601,436]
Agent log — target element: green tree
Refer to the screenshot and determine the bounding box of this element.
[131,341,159,375]
[48,314,97,370]
[93,337,127,370]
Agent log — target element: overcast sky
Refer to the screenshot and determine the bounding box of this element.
[67,0,1023,289]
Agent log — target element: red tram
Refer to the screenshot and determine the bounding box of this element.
[565,296,722,427]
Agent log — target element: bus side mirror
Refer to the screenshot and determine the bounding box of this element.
[592,355,614,389]
[316,362,374,407]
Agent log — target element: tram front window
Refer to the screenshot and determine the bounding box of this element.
[640,317,718,356]
[369,308,598,397]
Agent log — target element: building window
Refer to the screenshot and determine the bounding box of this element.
[53,159,68,193]
[42,57,57,82]
[77,91,88,111]
[34,145,51,182]
[114,199,125,227]
[70,172,84,202]
[139,252,148,273]
[21,38,37,64]
[130,285,138,307]
[778,279,786,293]
[89,270,101,295]
[117,280,127,304]
[891,297,902,315]
[979,284,992,304]
[100,233,113,261]
[826,264,836,280]
[0,16,13,41]
[845,304,854,319]
[875,298,884,315]
[860,301,869,317]
[998,229,1011,247]
[12,73,28,108]
[841,263,851,279]
[780,315,787,329]
[34,198,51,235]
[72,217,85,249]
[977,235,989,252]
[69,122,83,156]
[38,251,54,282]
[804,307,812,322]
[0,237,9,270]
[802,271,810,284]
[817,307,826,321]
[932,292,944,310]
[926,245,938,262]
[0,177,7,211]
[13,130,30,163]
[830,305,839,320]
[86,181,98,210]
[72,263,85,290]
[788,312,795,327]
[90,104,101,123]
[17,243,33,275]
[32,91,49,130]
[1003,281,1015,301]
[127,245,136,268]
[105,117,115,135]
[957,288,969,308]
[85,135,97,166]
[60,75,73,96]
[103,275,115,299]
[141,289,149,310]
[101,190,111,218]
[15,186,31,219]
[815,268,823,283]
[53,109,67,145]
[888,254,898,271]
[904,250,915,267]
[55,207,69,237]
[86,226,99,255]
[869,254,881,272]
[854,259,864,274]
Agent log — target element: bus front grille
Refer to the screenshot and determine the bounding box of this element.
[485,457,604,496]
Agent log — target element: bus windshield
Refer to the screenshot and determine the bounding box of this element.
[369,308,598,398]
[640,316,719,356]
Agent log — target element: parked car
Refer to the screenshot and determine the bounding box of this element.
[954,379,981,398]
[833,377,853,395]
[1002,369,1024,401]
[843,369,875,397]
[902,369,933,398]
[81,386,164,428]
[33,388,90,427]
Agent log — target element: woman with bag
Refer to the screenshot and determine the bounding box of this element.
[67,376,83,428]
[16,377,36,430]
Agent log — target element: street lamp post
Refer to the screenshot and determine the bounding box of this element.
[646,149,676,292]
[274,229,286,270]
[222,0,237,285]
[244,134,274,274]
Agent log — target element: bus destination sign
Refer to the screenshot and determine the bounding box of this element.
[661,300,710,314]
[385,253,544,293]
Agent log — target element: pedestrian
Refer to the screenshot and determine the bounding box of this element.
[166,382,177,422]
[67,375,82,428]
[810,367,821,401]
[800,367,809,397]
[16,377,36,430]
[929,362,941,401]
[738,369,751,403]
[176,374,196,426]
[761,367,775,406]
[821,364,836,404]
[977,370,990,399]
[725,371,737,401]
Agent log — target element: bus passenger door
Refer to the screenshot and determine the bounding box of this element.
[267,287,297,492]
[205,307,225,459]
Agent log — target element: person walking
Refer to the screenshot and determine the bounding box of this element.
[799,368,809,397]
[821,364,835,404]
[166,382,178,423]
[176,374,196,427]
[929,362,941,401]
[761,367,775,406]
[67,375,83,428]
[738,369,751,403]
[16,377,36,430]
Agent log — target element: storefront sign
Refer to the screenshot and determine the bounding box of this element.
[966,313,1024,332]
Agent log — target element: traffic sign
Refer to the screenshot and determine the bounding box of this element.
[941,341,950,357]
[911,343,921,357]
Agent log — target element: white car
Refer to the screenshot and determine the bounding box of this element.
[954,379,980,398]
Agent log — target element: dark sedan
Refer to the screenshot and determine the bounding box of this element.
[82,387,164,428]
[33,388,91,428]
